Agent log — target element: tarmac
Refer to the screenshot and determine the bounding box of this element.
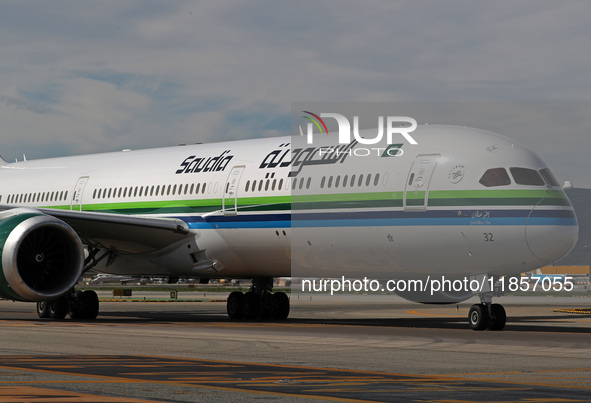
[1,291,591,402]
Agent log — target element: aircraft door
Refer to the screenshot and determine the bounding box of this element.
[223,166,245,216]
[404,154,440,212]
[71,176,89,211]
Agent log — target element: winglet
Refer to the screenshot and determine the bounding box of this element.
[0,155,6,165]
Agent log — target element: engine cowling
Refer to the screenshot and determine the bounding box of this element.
[0,209,84,302]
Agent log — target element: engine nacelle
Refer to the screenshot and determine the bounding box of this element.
[0,209,84,302]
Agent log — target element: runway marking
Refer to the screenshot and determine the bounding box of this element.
[0,355,590,402]
[0,385,161,403]
[451,368,591,376]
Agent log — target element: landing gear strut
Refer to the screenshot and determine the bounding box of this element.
[227,278,290,320]
[36,289,99,320]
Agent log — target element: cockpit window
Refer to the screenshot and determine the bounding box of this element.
[479,168,511,187]
[539,168,560,187]
[510,167,545,186]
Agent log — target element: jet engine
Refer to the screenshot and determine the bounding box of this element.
[0,209,84,302]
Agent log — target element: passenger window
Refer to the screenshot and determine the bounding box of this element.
[479,168,511,187]
[539,168,560,187]
[306,177,311,189]
[510,167,545,186]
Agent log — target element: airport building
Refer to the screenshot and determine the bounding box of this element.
[537,266,591,291]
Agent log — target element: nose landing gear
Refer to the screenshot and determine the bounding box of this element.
[469,291,506,331]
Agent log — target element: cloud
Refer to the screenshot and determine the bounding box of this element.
[0,1,589,186]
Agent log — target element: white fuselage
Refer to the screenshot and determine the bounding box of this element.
[0,125,578,291]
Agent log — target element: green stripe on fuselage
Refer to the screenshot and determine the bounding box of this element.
[43,188,570,215]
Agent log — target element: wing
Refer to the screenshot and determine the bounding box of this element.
[0,205,191,254]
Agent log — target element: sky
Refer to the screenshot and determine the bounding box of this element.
[0,1,590,187]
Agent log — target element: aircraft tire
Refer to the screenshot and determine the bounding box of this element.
[48,296,68,319]
[259,292,273,319]
[36,301,50,318]
[487,303,506,330]
[69,290,85,319]
[271,292,290,320]
[81,290,100,320]
[469,304,489,331]
[227,291,244,319]
[242,291,260,319]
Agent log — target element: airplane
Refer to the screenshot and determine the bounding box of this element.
[528,269,566,282]
[90,273,141,284]
[0,124,578,329]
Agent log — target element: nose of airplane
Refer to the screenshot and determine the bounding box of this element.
[525,207,579,264]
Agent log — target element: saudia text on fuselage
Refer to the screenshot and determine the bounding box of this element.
[260,141,359,177]
[175,150,234,174]
[174,140,406,177]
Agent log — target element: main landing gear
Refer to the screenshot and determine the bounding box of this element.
[36,289,99,320]
[226,278,290,320]
[468,293,506,331]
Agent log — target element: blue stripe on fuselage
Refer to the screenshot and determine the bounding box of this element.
[178,209,577,229]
